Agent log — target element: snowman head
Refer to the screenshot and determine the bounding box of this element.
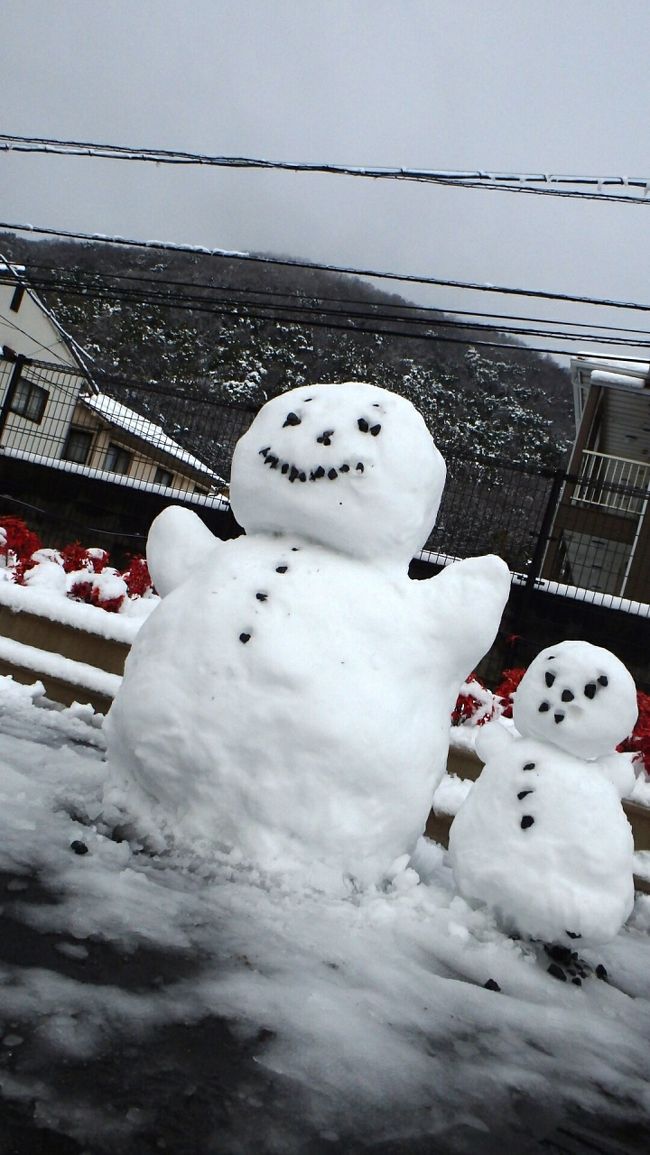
[513,640,638,759]
[230,382,446,563]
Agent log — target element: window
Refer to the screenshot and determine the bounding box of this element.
[153,466,174,487]
[62,428,93,465]
[10,378,48,424]
[103,443,132,475]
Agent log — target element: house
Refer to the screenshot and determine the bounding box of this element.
[0,262,222,497]
[0,259,89,370]
[541,354,650,602]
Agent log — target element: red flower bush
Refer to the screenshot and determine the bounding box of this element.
[618,690,650,774]
[0,517,154,613]
[122,556,153,598]
[0,516,42,564]
[451,674,495,727]
[492,667,527,719]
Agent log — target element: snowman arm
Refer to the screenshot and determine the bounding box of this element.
[475,718,515,763]
[593,752,637,799]
[146,506,221,597]
[423,554,511,677]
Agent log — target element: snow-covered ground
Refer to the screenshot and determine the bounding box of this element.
[0,676,649,1154]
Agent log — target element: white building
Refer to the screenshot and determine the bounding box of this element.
[0,262,222,496]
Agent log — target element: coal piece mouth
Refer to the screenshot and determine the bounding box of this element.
[259,446,365,482]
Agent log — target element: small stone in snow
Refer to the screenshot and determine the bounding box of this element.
[239,633,251,644]
[547,944,573,965]
[483,978,501,992]
[520,815,535,830]
[70,840,89,855]
[547,963,567,982]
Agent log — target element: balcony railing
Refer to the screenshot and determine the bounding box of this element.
[572,450,650,517]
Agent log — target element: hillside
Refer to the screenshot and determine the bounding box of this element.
[0,233,574,467]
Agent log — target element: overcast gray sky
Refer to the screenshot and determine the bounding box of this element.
[1,0,650,367]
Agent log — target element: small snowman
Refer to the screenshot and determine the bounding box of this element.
[448,640,639,965]
[104,382,510,888]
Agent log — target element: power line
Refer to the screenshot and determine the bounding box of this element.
[19,279,646,362]
[22,270,650,353]
[16,256,650,339]
[2,133,650,204]
[3,219,650,321]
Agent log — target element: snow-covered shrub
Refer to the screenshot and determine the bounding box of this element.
[618,691,650,774]
[450,674,496,727]
[0,517,154,614]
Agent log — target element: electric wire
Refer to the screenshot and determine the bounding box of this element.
[2,133,650,204]
[20,272,650,352]
[2,220,650,319]
[15,257,650,338]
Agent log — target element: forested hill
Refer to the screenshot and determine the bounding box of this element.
[0,233,574,467]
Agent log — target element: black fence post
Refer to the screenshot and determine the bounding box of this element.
[524,468,566,593]
[0,353,30,442]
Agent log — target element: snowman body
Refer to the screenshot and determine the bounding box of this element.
[449,641,638,945]
[105,382,510,886]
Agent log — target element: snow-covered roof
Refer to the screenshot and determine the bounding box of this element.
[80,393,219,479]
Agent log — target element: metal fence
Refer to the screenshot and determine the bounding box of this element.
[0,353,648,613]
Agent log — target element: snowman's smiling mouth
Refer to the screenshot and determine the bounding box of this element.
[259,446,366,482]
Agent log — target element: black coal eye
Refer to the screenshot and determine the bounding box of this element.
[358,418,369,432]
[545,671,555,687]
[598,675,608,687]
[370,424,381,436]
[283,412,301,427]
[584,683,597,699]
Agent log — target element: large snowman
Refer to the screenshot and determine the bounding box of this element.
[104,382,510,888]
[448,640,639,946]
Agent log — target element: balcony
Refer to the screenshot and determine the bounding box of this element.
[572,450,650,518]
